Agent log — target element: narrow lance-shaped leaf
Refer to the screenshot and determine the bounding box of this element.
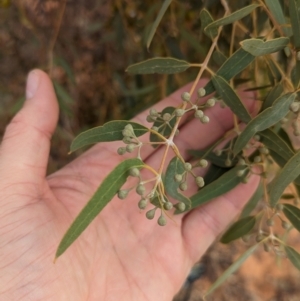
[269,151,300,207]
[265,0,292,36]
[282,204,300,232]
[189,165,247,211]
[241,37,290,56]
[146,0,172,49]
[233,93,297,155]
[221,216,256,244]
[165,157,191,208]
[203,164,231,186]
[289,0,300,49]
[70,121,149,152]
[204,4,260,33]
[262,83,284,110]
[55,158,144,259]
[200,8,218,39]
[240,182,263,218]
[126,57,190,74]
[285,246,300,271]
[212,75,252,123]
[212,50,227,66]
[204,243,260,297]
[204,48,255,95]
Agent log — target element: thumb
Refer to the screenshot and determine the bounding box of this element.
[0,70,59,183]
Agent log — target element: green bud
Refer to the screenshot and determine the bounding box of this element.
[175,129,180,136]
[281,221,290,230]
[123,137,132,144]
[242,235,250,243]
[184,162,192,171]
[179,182,187,191]
[290,102,300,113]
[200,115,210,124]
[253,134,260,141]
[206,98,216,107]
[174,174,183,182]
[146,115,155,123]
[146,208,156,220]
[122,129,133,137]
[150,108,158,116]
[225,158,232,167]
[194,110,204,118]
[238,158,246,166]
[175,202,186,212]
[255,234,265,242]
[151,126,159,132]
[117,147,126,155]
[164,202,173,210]
[196,176,205,187]
[163,113,171,121]
[129,167,140,177]
[158,214,167,226]
[294,129,300,136]
[259,147,269,155]
[276,203,284,211]
[241,177,249,184]
[237,169,245,177]
[126,144,135,153]
[253,156,261,163]
[215,149,222,156]
[175,109,185,117]
[138,198,148,210]
[199,159,208,168]
[136,184,146,195]
[118,189,129,199]
[124,124,134,131]
[181,92,191,101]
[197,87,206,97]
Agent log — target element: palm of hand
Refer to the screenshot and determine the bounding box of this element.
[0,71,258,301]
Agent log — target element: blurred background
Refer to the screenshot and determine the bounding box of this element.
[0,0,299,300]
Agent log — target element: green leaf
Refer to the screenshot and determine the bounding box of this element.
[282,203,300,232]
[190,166,246,210]
[212,50,228,66]
[241,37,289,56]
[289,0,300,48]
[126,57,190,74]
[165,157,191,208]
[204,48,255,95]
[70,121,149,152]
[291,60,300,88]
[212,75,252,123]
[150,107,176,147]
[262,83,284,111]
[146,0,172,49]
[204,164,231,185]
[285,245,300,271]
[240,182,263,218]
[220,216,256,244]
[265,0,292,36]
[200,8,218,39]
[204,243,260,297]
[55,158,144,259]
[269,152,300,207]
[233,93,297,155]
[204,4,260,33]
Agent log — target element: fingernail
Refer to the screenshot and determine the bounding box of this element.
[26,71,40,99]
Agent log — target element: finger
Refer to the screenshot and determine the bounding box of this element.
[182,174,260,262]
[0,70,59,183]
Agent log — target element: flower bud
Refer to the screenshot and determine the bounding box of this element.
[126,144,135,153]
[164,202,173,210]
[136,184,145,195]
[163,113,171,121]
[146,208,156,220]
[174,174,183,182]
[194,110,204,119]
[179,182,187,191]
[184,162,192,171]
[206,98,216,107]
[150,108,158,116]
[117,147,126,155]
[129,167,140,177]
[196,176,205,187]
[181,92,191,101]
[175,202,186,212]
[138,198,148,210]
[158,214,167,226]
[175,109,185,117]
[200,115,210,123]
[118,189,129,199]
[199,159,208,168]
[197,87,206,97]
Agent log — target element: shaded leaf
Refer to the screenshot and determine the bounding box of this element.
[212,75,252,123]
[262,83,284,111]
[150,107,176,147]
[221,216,256,244]
[233,93,296,155]
[55,158,144,259]
[282,194,296,199]
[200,8,218,39]
[285,246,300,271]
[291,60,300,88]
[190,165,246,210]
[204,48,255,95]
[126,57,190,74]
[146,0,172,49]
[269,152,300,207]
[204,164,231,186]
[70,121,149,152]
[204,244,260,297]
[205,4,260,33]
[165,157,191,208]
[265,0,292,36]
[241,37,289,56]
[289,0,300,48]
[212,50,227,66]
[283,203,300,232]
[240,182,263,218]
[277,128,294,150]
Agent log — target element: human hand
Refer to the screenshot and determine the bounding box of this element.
[0,70,259,301]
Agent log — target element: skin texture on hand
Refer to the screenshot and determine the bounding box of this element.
[0,70,259,301]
